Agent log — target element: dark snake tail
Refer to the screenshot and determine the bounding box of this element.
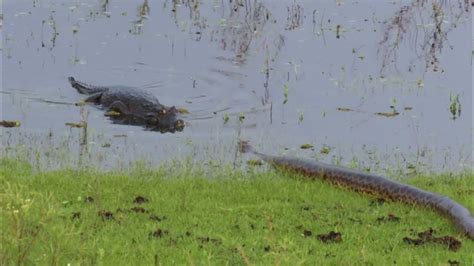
[238,140,474,239]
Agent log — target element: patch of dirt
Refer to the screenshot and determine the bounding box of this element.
[71,212,81,220]
[447,260,460,266]
[98,210,114,221]
[130,207,148,213]
[116,208,128,213]
[84,196,94,203]
[300,205,311,211]
[302,229,313,238]
[149,214,166,222]
[376,213,400,223]
[403,228,462,252]
[369,198,386,206]
[317,231,342,243]
[149,229,169,238]
[133,196,149,204]
[456,188,474,195]
[197,236,222,245]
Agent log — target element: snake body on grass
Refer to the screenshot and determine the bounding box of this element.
[239,141,474,239]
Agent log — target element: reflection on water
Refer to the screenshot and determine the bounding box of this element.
[1,0,472,172]
[378,0,471,74]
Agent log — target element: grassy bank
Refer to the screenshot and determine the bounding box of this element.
[1,158,473,265]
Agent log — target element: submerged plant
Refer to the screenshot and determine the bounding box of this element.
[449,93,461,120]
[283,84,289,104]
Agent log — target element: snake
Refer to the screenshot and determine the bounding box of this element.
[239,141,474,240]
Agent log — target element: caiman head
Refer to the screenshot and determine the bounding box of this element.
[145,106,185,133]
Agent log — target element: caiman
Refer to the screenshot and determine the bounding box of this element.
[68,77,184,133]
[239,140,474,240]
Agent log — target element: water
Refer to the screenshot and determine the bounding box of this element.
[1,0,472,172]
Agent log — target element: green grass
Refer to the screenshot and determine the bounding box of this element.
[1,158,473,265]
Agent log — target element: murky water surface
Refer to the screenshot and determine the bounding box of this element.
[1,0,472,171]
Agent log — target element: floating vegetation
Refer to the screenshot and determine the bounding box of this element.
[334,24,344,39]
[65,122,87,128]
[238,113,245,123]
[298,110,304,123]
[130,0,150,35]
[337,107,353,112]
[300,143,314,150]
[449,93,461,120]
[177,108,189,114]
[283,84,289,104]
[320,145,332,154]
[223,113,230,124]
[375,111,399,117]
[0,120,21,128]
[101,143,111,148]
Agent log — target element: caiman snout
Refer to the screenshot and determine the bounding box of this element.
[146,106,185,132]
[174,119,185,131]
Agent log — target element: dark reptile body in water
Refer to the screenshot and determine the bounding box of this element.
[239,141,474,240]
[68,77,184,133]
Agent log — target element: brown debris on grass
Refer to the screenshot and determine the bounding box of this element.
[130,207,148,213]
[317,231,342,243]
[98,210,115,221]
[149,214,166,222]
[84,196,94,203]
[369,198,386,206]
[403,228,462,252]
[447,259,460,266]
[302,229,313,238]
[133,195,149,204]
[197,236,222,245]
[376,213,400,223]
[149,229,169,239]
[71,212,81,220]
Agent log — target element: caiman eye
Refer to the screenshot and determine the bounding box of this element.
[159,109,167,115]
